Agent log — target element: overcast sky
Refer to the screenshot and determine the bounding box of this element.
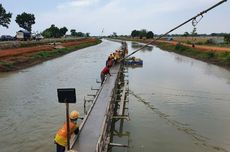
[0,0,229,36]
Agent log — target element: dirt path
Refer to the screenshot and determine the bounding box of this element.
[156,40,230,52]
[0,45,53,58]
[0,38,99,72]
[0,38,96,58]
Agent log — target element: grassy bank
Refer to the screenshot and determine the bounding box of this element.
[157,42,230,67]
[0,37,87,50]
[0,39,102,72]
[115,37,230,69]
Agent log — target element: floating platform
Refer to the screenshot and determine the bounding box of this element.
[125,57,143,66]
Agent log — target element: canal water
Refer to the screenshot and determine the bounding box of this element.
[0,39,230,152]
[122,42,230,152]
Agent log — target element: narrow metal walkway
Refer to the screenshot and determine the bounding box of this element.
[71,64,120,152]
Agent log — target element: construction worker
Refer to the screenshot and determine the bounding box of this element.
[106,56,114,68]
[100,65,111,86]
[54,110,80,152]
[115,50,121,61]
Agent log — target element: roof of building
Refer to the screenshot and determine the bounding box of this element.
[18,30,30,34]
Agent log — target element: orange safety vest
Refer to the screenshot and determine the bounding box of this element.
[54,121,78,147]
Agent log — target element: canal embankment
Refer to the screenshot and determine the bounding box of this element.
[114,37,230,69]
[0,38,101,72]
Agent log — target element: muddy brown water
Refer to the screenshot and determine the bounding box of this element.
[1,40,230,152]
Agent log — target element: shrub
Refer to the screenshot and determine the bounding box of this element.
[205,52,215,59]
[0,61,14,68]
[224,34,230,44]
[175,44,189,52]
[222,52,230,61]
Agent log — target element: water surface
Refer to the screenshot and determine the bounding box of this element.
[125,41,230,152]
[1,40,230,152]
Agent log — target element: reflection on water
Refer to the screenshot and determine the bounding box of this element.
[173,53,230,84]
[131,42,153,51]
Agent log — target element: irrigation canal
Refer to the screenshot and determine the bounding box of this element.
[0,39,230,152]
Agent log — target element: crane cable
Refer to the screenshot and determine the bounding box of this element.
[121,0,227,61]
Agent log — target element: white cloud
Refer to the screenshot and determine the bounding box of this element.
[1,0,228,36]
[57,0,99,9]
[35,0,230,35]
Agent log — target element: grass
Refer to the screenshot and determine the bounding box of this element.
[174,36,230,48]
[32,39,101,59]
[218,51,230,62]
[157,42,230,67]
[0,61,14,69]
[0,37,89,50]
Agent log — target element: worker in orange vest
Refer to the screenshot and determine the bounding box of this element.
[54,110,80,152]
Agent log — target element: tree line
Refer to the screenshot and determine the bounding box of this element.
[0,4,89,38]
[0,4,35,32]
[1,3,229,42]
[41,25,90,38]
[131,29,154,39]
[130,29,230,44]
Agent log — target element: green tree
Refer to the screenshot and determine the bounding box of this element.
[0,4,12,28]
[42,29,52,38]
[59,27,68,37]
[86,33,90,37]
[51,25,60,38]
[76,32,84,37]
[191,27,197,36]
[70,29,76,36]
[15,12,35,32]
[224,34,230,44]
[183,32,189,37]
[70,29,89,37]
[146,31,154,39]
[42,24,66,38]
[140,29,147,39]
[131,30,138,37]
[112,32,117,37]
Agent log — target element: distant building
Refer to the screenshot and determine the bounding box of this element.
[16,30,31,40]
[167,37,174,41]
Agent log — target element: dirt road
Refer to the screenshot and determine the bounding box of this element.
[156,40,230,52]
[0,38,96,58]
[0,38,99,71]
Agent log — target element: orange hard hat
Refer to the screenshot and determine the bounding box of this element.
[70,110,79,120]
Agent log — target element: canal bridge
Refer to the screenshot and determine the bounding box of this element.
[69,58,129,152]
